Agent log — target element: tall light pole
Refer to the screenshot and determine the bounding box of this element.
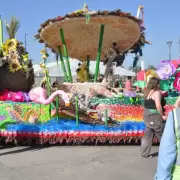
[167,41,173,60]
[25,33,28,49]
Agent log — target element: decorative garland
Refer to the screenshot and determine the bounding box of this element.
[39,48,49,85]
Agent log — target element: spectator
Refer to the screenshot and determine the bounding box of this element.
[125,76,132,91]
[141,77,167,158]
[155,108,180,180]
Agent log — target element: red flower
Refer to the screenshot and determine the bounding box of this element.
[54,16,63,21]
[174,72,180,91]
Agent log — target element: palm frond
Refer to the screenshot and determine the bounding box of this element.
[5,16,20,39]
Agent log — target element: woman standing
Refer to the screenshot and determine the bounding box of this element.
[125,76,132,91]
[141,77,167,158]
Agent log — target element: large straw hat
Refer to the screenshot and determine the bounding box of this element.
[35,7,145,61]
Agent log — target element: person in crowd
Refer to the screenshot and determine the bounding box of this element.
[114,80,120,88]
[155,106,180,180]
[141,77,167,158]
[52,80,59,87]
[41,82,46,88]
[125,76,132,91]
[97,74,104,82]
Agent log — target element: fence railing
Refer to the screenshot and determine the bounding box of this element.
[34,76,65,86]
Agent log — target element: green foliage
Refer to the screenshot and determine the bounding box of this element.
[5,16,20,39]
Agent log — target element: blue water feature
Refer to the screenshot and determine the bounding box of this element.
[5,118,145,133]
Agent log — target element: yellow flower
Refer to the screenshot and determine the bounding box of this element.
[40,49,49,59]
[41,77,47,83]
[2,44,9,56]
[7,49,19,61]
[40,63,45,68]
[43,68,49,74]
[42,55,47,59]
[9,61,22,73]
[7,39,18,49]
[40,49,46,54]
[22,65,28,72]
[2,39,18,56]
[22,54,29,61]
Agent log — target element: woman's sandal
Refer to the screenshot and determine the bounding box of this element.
[140,155,153,159]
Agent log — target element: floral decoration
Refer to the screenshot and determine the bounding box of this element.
[174,71,180,91]
[145,69,158,83]
[1,38,33,77]
[156,60,176,80]
[39,48,50,85]
[9,60,22,73]
[40,49,49,59]
[123,91,137,98]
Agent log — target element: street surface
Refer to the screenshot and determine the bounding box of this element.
[0,145,158,180]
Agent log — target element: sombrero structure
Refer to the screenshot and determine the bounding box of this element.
[35,4,150,81]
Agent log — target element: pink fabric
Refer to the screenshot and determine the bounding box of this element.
[137,70,146,81]
[6,91,24,102]
[125,80,132,91]
[0,87,70,105]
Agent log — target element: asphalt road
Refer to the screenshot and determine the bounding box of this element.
[0,146,158,180]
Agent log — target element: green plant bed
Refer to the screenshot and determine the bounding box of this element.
[91,96,178,106]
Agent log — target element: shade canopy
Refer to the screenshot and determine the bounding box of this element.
[113,66,135,76]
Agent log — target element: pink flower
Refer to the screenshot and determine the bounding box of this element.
[174,72,180,91]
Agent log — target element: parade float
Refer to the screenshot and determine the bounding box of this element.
[0,5,178,145]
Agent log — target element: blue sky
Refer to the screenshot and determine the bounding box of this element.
[1,0,180,68]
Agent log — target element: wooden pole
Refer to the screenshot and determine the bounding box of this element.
[60,29,73,82]
[94,24,105,82]
[57,45,69,82]
[86,55,90,81]
[105,109,108,126]
[75,96,79,127]
[44,58,51,118]
[56,97,59,122]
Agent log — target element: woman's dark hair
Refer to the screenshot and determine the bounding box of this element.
[119,89,123,93]
[114,81,119,88]
[41,82,46,88]
[52,80,58,87]
[127,76,132,80]
[144,77,160,99]
[98,74,104,82]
